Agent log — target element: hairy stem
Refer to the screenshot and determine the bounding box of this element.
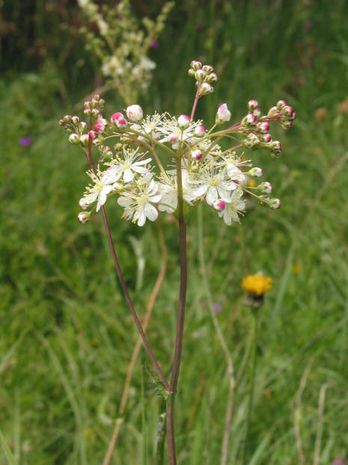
[102,220,168,465]
[86,137,169,390]
[166,156,188,465]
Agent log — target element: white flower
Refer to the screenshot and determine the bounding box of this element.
[117,175,161,226]
[79,171,117,212]
[158,170,197,213]
[217,189,245,225]
[102,149,152,184]
[193,169,237,205]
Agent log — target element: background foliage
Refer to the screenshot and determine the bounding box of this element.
[1,1,348,464]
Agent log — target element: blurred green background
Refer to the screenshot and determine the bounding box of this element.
[1,1,348,464]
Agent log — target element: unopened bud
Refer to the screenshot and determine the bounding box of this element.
[248,167,263,177]
[178,114,190,129]
[270,198,281,209]
[214,199,226,211]
[263,134,272,143]
[88,130,95,141]
[69,133,80,144]
[195,69,206,81]
[191,149,203,160]
[216,103,231,124]
[259,182,272,194]
[190,60,202,70]
[202,65,214,74]
[199,82,214,96]
[259,122,270,133]
[271,141,282,155]
[194,124,206,136]
[244,113,257,125]
[126,104,143,122]
[248,99,259,110]
[94,117,106,133]
[276,99,287,110]
[78,211,90,223]
[111,112,124,122]
[80,134,89,146]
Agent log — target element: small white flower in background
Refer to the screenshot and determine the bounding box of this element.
[126,105,144,122]
[117,175,162,226]
[217,189,246,225]
[216,103,231,124]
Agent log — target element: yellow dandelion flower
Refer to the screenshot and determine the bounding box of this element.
[241,274,272,297]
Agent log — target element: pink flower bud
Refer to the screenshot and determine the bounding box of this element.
[111,112,124,122]
[126,104,143,122]
[116,118,127,128]
[88,130,95,141]
[191,149,203,160]
[216,103,231,124]
[253,107,261,117]
[178,114,190,129]
[263,134,272,143]
[259,122,270,133]
[94,117,106,133]
[248,99,259,110]
[214,199,226,211]
[194,124,206,136]
[245,113,257,125]
[168,134,178,143]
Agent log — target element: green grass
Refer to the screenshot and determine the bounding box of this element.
[1,1,348,464]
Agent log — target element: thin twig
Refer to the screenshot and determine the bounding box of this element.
[166,156,188,465]
[86,134,169,390]
[102,220,168,465]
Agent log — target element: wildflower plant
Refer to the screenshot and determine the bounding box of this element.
[59,59,295,464]
[77,0,174,104]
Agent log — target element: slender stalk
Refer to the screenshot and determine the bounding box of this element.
[86,137,169,390]
[102,220,168,465]
[197,205,236,465]
[190,89,200,121]
[166,156,188,465]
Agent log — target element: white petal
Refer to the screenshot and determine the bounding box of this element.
[117,196,132,207]
[145,203,158,222]
[137,211,146,227]
[123,169,134,183]
[206,187,218,205]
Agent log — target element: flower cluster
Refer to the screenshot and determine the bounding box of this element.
[78,0,174,104]
[59,60,296,227]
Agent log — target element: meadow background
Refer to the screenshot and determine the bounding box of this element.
[1,0,348,464]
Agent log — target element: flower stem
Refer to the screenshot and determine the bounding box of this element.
[86,137,169,391]
[166,156,188,465]
[102,219,168,465]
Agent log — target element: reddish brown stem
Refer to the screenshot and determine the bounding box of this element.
[86,136,169,391]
